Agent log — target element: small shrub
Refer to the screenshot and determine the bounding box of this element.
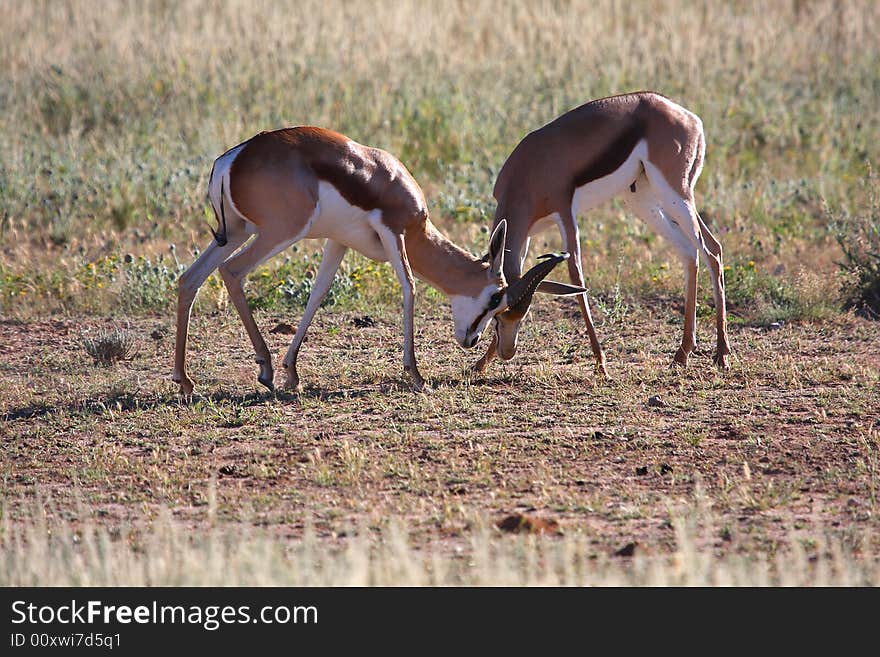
[247,253,394,312]
[81,328,136,365]
[725,258,796,324]
[594,282,629,326]
[120,252,185,312]
[832,170,880,319]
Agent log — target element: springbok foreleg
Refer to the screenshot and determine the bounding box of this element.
[372,218,426,391]
[559,209,608,378]
[282,239,348,391]
[696,214,731,369]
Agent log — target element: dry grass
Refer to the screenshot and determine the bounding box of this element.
[1,309,878,585]
[3,492,878,587]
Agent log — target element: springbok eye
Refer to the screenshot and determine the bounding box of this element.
[488,291,503,310]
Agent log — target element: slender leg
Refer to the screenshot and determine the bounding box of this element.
[173,235,247,395]
[673,256,699,367]
[640,164,715,370]
[472,332,497,373]
[560,209,608,378]
[218,232,298,391]
[372,221,426,391]
[282,239,348,391]
[696,214,731,369]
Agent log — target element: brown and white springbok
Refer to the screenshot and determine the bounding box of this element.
[172,127,583,394]
[473,91,732,376]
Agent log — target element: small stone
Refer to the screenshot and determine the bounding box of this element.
[614,542,638,557]
[496,514,560,535]
[269,322,296,335]
[636,466,649,476]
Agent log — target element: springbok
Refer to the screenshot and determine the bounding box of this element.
[172,127,584,394]
[473,91,732,375]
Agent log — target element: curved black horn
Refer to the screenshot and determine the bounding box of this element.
[506,252,570,313]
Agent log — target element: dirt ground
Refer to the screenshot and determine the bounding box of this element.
[1,298,878,559]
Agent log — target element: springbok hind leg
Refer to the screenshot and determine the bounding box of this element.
[219,231,300,391]
[696,215,731,369]
[624,171,699,367]
[371,217,426,392]
[173,235,247,395]
[646,172,729,369]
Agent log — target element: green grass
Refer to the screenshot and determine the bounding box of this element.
[1,0,878,321]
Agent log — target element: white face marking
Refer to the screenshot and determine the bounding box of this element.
[306,181,387,262]
[450,284,505,347]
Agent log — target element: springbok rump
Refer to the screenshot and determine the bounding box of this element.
[173,127,584,394]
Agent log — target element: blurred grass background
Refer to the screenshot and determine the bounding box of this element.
[0,0,878,321]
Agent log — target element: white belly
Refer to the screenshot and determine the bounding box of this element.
[529,213,561,236]
[306,181,388,262]
[571,138,648,216]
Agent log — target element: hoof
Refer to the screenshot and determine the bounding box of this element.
[283,364,303,393]
[173,374,195,396]
[672,347,690,368]
[471,358,490,374]
[713,352,731,370]
[413,380,432,394]
[257,360,274,391]
[593,353,610,380]
[405,366,428,393]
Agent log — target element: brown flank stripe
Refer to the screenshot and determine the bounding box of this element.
[571,119,645,191]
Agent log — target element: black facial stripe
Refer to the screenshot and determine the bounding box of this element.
[467,310,489,336]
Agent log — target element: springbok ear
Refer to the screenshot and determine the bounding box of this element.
[488,219,507,275]
[537,280,587,296]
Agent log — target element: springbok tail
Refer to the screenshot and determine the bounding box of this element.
[209,178,229,247]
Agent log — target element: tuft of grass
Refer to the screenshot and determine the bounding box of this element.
[81,327,137,365]
[833,170,880,319]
